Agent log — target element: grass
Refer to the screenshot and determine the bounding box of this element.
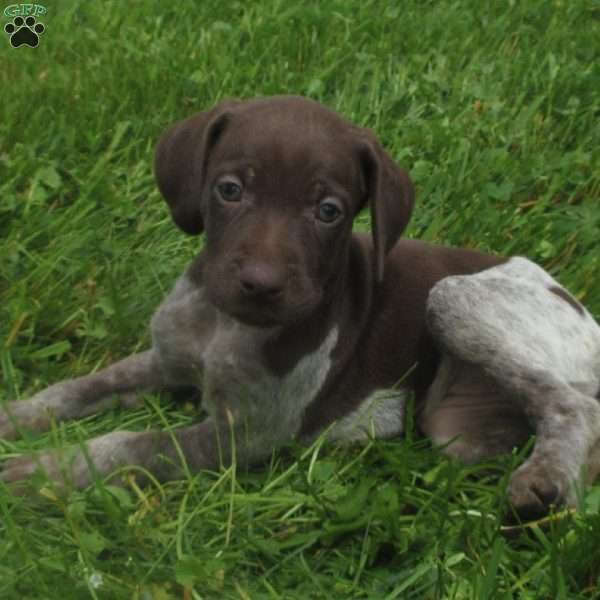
[1,0,600,597]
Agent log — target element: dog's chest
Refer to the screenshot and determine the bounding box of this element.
[201,318,338,452]
[151,274,339,450]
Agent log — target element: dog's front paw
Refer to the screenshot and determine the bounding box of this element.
[0,398,54,440]
[1,449,76,492]
[0,431,146,493]
[0,409,19,440]
[507,460,573,519]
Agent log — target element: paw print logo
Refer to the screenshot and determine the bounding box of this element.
[4,16,45,48]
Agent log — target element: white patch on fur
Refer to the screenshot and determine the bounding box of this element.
[151,275,215,384]
[421,354,455,420]
[327,388,406,442]
[201,314,338,461]
[151,272,340,461]
[427,257,600,389]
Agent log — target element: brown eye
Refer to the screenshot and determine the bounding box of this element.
[316,198,343,223]
[216,180,243,202]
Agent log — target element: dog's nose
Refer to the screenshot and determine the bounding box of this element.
[238,264,285,299]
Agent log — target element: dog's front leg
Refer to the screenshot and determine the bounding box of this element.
[0,350,167,440]
[0,418,223,491]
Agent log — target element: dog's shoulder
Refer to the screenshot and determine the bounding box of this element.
[150,252,216,382]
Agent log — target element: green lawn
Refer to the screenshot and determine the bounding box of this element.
[1,0,600,598]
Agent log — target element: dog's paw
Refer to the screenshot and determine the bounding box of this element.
[4,16,45,48]
[1,450,73,493]
[0,399,52,440]
[0,409,18,440]
[0,431,145,493]
[507,461,572,520]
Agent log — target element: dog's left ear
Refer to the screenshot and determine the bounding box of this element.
[357,131,415,282]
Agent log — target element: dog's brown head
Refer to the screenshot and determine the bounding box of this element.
[155,96,414,327]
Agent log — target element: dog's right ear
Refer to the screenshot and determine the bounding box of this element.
[154,101,238,234]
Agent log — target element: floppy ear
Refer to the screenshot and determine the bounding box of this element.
[358,132,415,282]
[154,101,238,234]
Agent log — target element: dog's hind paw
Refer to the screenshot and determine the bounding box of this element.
[507,461,572,520]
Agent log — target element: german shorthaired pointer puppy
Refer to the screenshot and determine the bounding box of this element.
[2,96,600,518]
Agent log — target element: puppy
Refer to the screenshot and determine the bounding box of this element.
[2,96,599,518]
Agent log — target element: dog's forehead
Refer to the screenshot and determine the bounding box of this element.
[233,96,352,135]
[212,98,360,181]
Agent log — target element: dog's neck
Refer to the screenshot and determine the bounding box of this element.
[263,235,375,377]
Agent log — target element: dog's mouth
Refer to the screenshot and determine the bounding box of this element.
[221,294,321,329]
[226,304,285,328]
[205,267,323,329]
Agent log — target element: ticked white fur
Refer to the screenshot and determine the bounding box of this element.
[424,257,600,507]
[202,314,338,460]
[152,272,339,461]
[326,389,406,443]
[426,257,600,394]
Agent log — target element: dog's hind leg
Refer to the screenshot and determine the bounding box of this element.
[419,355,531,464]
[426,258,600,518]
[0,350,167,440]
